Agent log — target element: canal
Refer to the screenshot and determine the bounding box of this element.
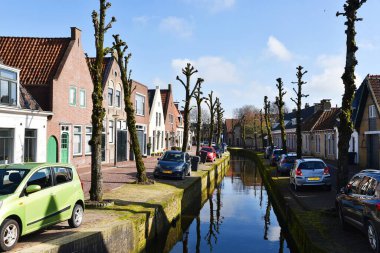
[149,155,296,253]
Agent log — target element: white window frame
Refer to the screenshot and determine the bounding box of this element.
[108,121,114,143]
[85,126,92,155]
[369,105,376,118]
[115,89,121,108]
[79,89,86,108]
[69,86,77,106]
[73,125,82,155]
[135,93,145,116]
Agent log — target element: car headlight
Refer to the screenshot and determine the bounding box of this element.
[174,166,183,171]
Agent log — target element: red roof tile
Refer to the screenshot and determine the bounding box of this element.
[368,75,380,107]
[0,36,71,86]
[313,108,340,131]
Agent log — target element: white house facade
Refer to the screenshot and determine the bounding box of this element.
[148,86,166,154]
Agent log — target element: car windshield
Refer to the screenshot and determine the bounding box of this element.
[161,153,184,162]
[201,148,213,152]
[273,150,284,155]
[0,169,29,195]
[299,161,325,170]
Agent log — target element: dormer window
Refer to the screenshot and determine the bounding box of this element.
[0,68,17,106]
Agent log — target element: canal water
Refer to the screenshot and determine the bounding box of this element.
[151,156,295,253]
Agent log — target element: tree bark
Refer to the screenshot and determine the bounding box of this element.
[336,0,366,190]
[264,96,273,148]
[275,78,287,153]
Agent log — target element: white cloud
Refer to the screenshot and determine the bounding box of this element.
[267,36,293,62]
[183,0,235,12]
[171,56,241,84]
[132,16,151,26]
[305,54,346,107]
[159,16,193,38]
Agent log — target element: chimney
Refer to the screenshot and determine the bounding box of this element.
[156,85,160,90]
[168,83,172,91]
[71,27,81,43]
[314,103,322,113]
[321,99,331,111]
[305,103,310,108]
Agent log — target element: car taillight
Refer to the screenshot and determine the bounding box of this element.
[323,167,330,175]
[296,167,303,176]
[376,203,380,211]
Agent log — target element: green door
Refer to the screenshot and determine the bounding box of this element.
[60,133,69,163]
[47,136,58,163]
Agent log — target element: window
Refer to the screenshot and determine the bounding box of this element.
[116,90,121,107]
[0,129,14,164]
[135,94,145,116]
[24,129,37,162]
[79,89,86,107]
[0,68,17,106]
[369,105,376,118]
[27,168,53,190]
[69,87,76,105]
[85,127,92,154]
[108,88,114,106]
[159,113,161,126]
[156,112,159,126]
[315,135,320,153]
[108,121,114,143]
[169,114,174,124]
[53,167,73,185]
[73,126,82,155]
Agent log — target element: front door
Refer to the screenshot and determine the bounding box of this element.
[47,136,58,163]
[117,130,127,161]
[60,133,69,163]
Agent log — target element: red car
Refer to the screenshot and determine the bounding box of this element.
[199,146,217,162]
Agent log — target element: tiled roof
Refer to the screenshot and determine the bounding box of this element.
[313,108,340,131]
[301,111,323,131]
[225,118,239,133]
[0,36,71,86]
[368,75,380,108]
[160,89,169,117]
[19,85,42,111]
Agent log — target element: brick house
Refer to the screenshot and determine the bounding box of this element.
[354,75,380,169]
[0,27,94,167]
[0,63,51,163]
[161,84,184,149]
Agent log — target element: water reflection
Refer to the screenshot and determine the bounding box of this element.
[155,156,295,253]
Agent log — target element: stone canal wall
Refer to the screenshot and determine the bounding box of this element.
[229,149,326,253]
[18,154,230,253]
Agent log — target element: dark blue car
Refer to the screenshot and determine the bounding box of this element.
[153,151,191,180]
[277,153,297,175]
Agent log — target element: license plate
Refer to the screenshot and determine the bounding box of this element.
[308,177,320,181]
[163,170,172,174]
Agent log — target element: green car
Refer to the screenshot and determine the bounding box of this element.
[0,163,85,251]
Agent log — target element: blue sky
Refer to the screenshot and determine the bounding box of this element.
[1,0,380,117]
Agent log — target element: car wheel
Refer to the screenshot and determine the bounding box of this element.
[0,219,19,252]
[368,220,380,253]
[338,205,348,230]
[68,204,84,228]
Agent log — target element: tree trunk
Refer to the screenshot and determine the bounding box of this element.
[196,102,202,155]
[336,0,366,191]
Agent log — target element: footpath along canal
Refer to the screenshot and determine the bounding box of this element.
[148,155,297,253]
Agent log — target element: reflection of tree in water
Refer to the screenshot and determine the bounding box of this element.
[216,185,224,233]
[196,215,201,253]
[260,182,263,208]
[263,199,272,240]
[182,228,189,253]
[205,196,217,252]
[278,229,284,253]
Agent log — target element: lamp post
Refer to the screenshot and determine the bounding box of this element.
[113,113,119,167]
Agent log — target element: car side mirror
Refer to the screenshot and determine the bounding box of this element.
[26,185,41,194]
[157,158,160,161]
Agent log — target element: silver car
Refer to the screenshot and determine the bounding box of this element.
[289,158,332,191]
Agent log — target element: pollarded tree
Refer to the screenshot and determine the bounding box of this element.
[275,78,287,153]
[215,98,225,146]
[264,96,273,148]
[176,64,202,152]
[205,91,217,146]
[260,109,265,148]
[336,0,367,190]
[86,0,116,201]
[112,34,149,184]
[193,78,205,155]
[291,66,309,159]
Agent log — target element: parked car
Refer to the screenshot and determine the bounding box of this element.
[153,151,191,180]
[289,158,331,191]
[199,147,217,162]
[0,163,85,251]
[277,153,297,175]
[336,170,380,253]
[265,146,278,159]
[212,145,222,158]
[269,148,285,166]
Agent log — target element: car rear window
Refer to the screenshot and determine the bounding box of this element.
[299,161,325,170]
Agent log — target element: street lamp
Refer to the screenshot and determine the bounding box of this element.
[113,113,120,167]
